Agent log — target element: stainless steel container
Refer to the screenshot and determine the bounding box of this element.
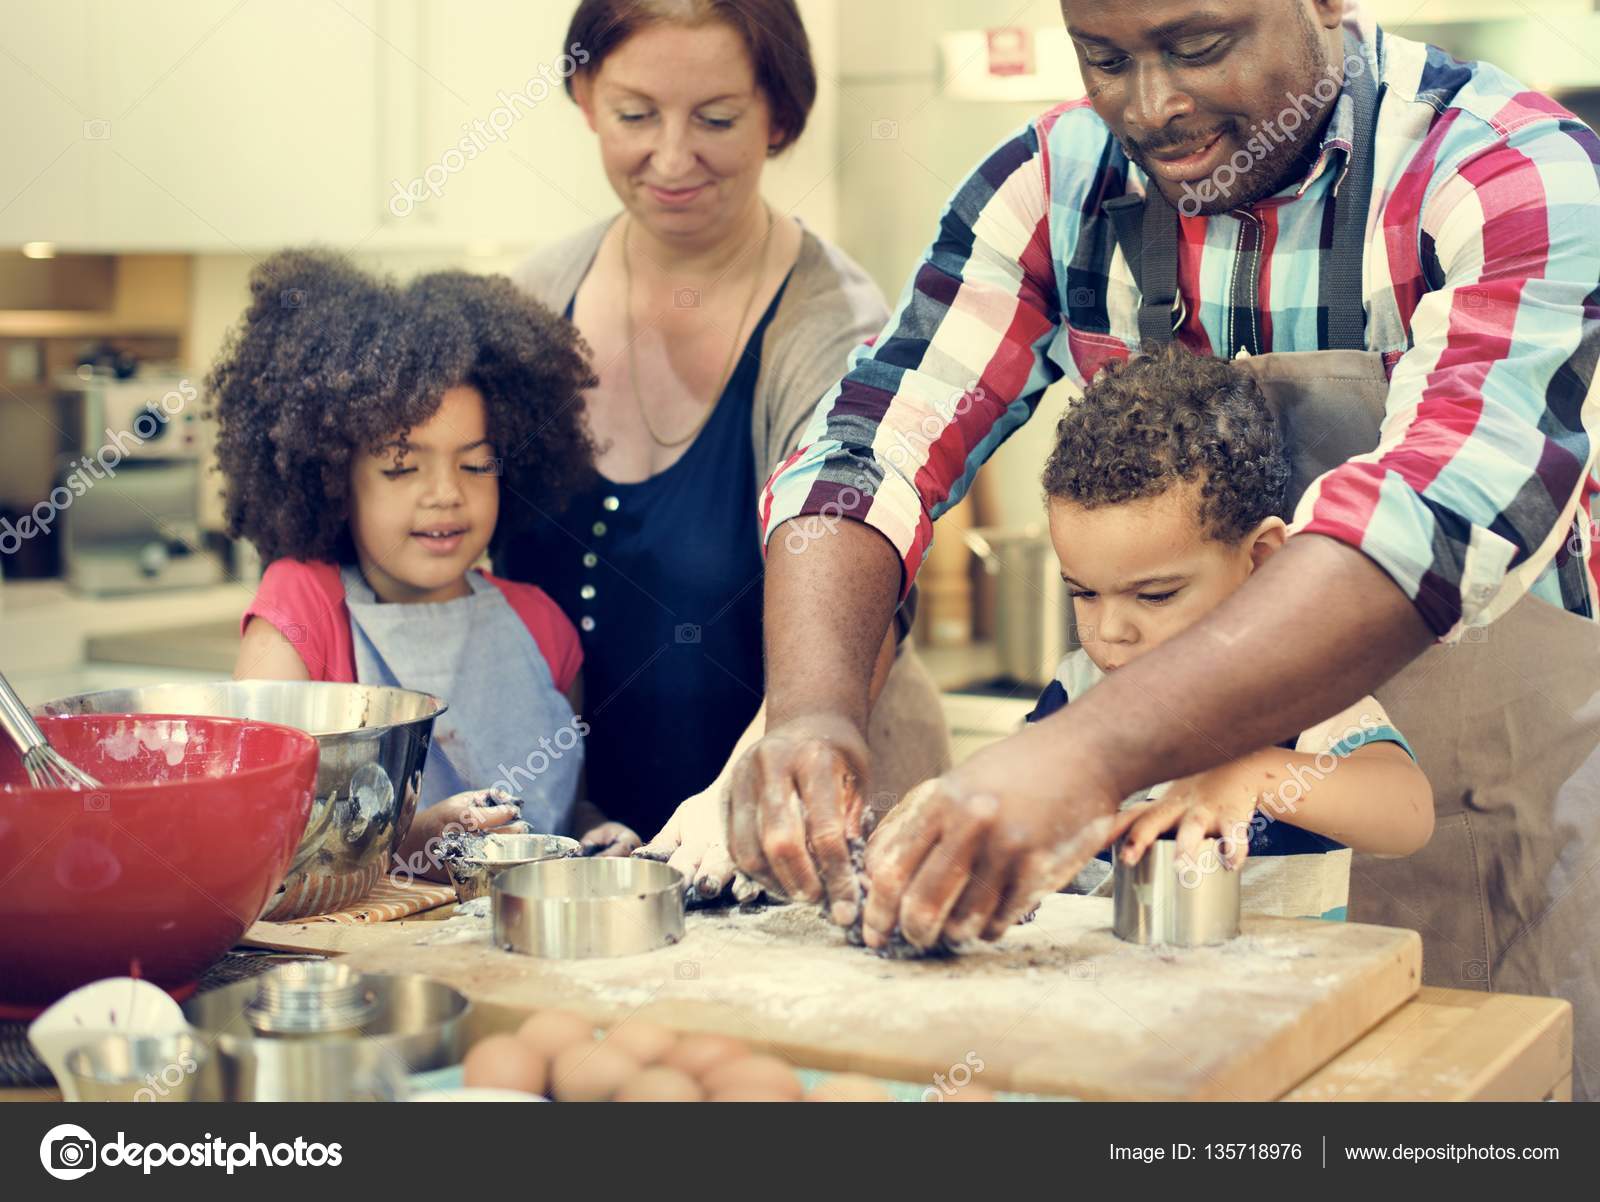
[62,1033,206,1102]
[181,965,468,1102]
[37,680,445,921]
[441,831,581,903]
[1112,836,1241,947]
[962,525,1075,687]
[494,858,685,959]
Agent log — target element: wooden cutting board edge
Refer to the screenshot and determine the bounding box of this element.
[1187,926,1422,1102]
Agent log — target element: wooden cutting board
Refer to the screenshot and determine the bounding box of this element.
[248,895,1420,1101]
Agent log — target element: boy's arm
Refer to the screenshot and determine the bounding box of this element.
[1113,740,1434,867]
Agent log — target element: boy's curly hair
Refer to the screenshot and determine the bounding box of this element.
[1041,342,1289,542]
[208,249,597,564]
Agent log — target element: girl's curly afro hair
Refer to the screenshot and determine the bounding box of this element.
[1042,342,1289,543]
[209,248,597,564]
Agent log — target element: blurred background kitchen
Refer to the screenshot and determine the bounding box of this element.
[3,0,1598,758]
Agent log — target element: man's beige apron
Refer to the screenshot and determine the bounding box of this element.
[1108,34,1600,1098]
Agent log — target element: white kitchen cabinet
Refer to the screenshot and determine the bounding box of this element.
[0,0,384,250]
[362,0,611,250]
[0,0,611,251]
[0,1,102,246]
[0,0,839,253]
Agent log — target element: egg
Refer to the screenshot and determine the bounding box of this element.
[805,1073,894,1102]
[462,1034,548,1096]
[613,1066,705,1102]
[600,1019,676,1065]
[549,1042,640,1102]
[701,1054,804,1101]
[659,1033,749,1080]
[516,1010,596,1065]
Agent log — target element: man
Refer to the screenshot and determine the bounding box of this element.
[730,0,1600,1099]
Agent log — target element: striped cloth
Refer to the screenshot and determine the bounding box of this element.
[759,15,1600,642]
[298,877,457,925]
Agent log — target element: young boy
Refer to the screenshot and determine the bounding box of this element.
[1027,344,1433,919]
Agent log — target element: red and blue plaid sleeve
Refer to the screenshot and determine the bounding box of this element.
[1291,110,1600,640]
[758,119,1062,600]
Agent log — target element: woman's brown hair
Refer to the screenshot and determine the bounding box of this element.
[564,0,816,154]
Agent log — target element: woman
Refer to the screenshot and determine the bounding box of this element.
[498,0,949,896]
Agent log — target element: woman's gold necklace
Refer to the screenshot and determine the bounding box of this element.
[621,204,775,449]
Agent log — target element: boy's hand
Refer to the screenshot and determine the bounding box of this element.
[397,788,525,881]
[1109,757,1267,872]
[579,820,642,858]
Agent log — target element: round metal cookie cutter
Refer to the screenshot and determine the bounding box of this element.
[1112,834,1241,947]
[493,857,686,958]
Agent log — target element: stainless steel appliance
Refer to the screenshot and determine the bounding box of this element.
[962,524,1075,688]
[54,372,223,594]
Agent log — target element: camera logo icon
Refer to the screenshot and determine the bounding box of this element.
[82,119,111,140]
[674,623,701,644]
[84,791,110,813]
[672,287,700,309]
[870,118,898,140]
[674,960,700,980]
[40,1123,97,1180]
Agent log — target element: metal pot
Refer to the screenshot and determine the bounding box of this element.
[36,681,445,921]
[181,965,468,1101]
[962,524,1074,687]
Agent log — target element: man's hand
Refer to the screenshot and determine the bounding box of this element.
[860,733,1121,952]
[727,712,871,925]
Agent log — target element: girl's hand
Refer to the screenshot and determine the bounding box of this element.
[579,820,642,858]
[1107,758,1268,873]
[635,787,764,904]
[396,788,526,881]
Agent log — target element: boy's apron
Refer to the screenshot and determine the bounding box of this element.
[341,566,583,834]
[1107,37,1600,1100]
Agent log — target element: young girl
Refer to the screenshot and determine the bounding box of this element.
[212,249,639,877]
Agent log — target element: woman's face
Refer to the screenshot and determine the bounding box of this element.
[348,385,499,604]
[577,21,780,241]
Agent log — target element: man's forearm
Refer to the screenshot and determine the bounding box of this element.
[763,518,902,732]
[1057,534,1435,799]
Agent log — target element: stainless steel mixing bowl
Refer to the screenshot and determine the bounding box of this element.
[36,681,445,921]
[182,963,469,1101]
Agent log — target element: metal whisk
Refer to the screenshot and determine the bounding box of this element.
[0,670,103,790]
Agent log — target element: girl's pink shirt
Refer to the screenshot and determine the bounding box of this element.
[239,558,582,692]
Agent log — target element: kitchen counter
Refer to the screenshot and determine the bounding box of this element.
[0,579,251,676]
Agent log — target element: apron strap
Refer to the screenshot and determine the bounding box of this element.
[1106,28,1379,353]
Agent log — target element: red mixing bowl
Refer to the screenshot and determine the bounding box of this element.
[0,713,318,1015]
